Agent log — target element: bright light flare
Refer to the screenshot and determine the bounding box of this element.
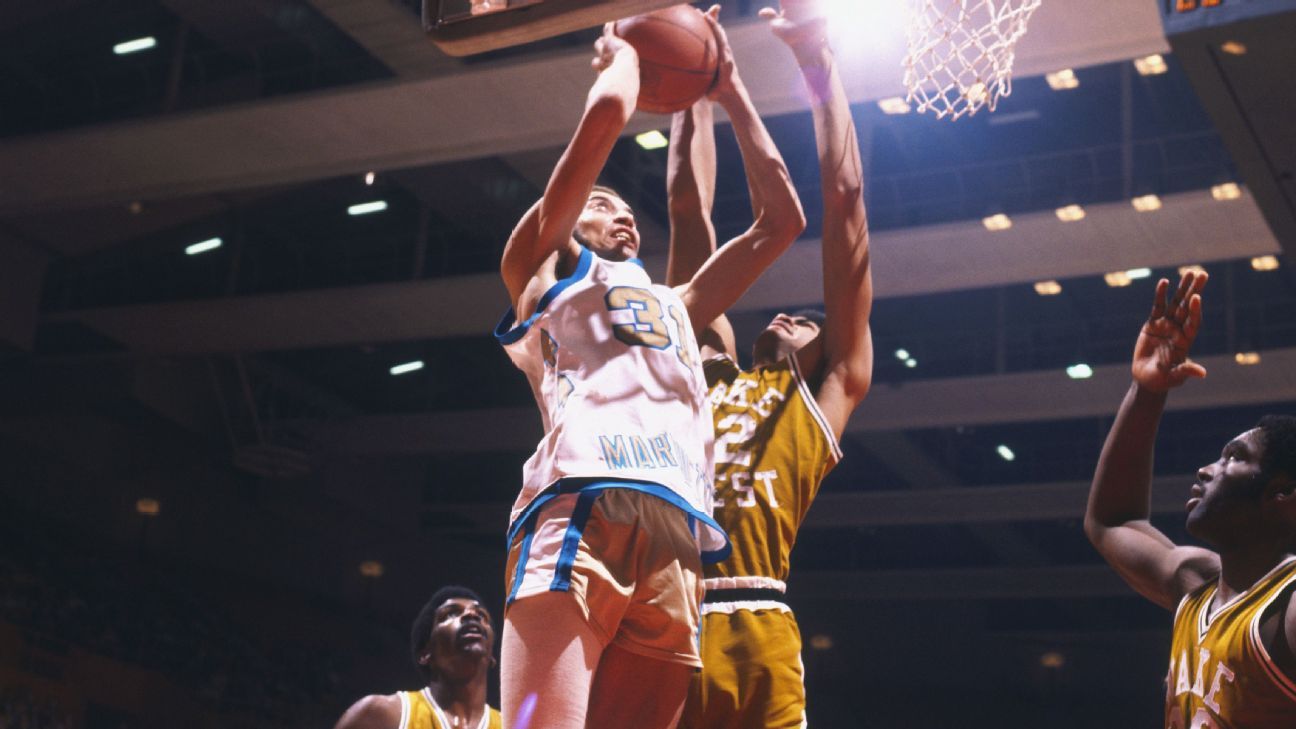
[1034,280,1062,296]
[1251,255,1280,272]
[185,237,222,255]
[390,360,424,376]
[1132,194,1162,212]
[982,214,1012,231]
[114,37,157,55]
[1134,54,1168,76]
[894,349,910,361]
[1211,182,1241,200]
[996,445,1016,462]
[349,200,388,216]
[1066,363,1094,379]
[877,97,912,115]
[1235,352,1261,366]
[1046,69,1079,90]
[635,130,669,150]
[1055,204,1085,222]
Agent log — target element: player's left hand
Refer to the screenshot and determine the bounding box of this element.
[592,22,632,73]
[702,5,742,103]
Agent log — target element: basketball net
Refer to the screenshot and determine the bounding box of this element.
[903,0,1042,121]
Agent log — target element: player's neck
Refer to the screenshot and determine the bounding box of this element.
[427,676,487,728]
[1214,546,1295,603]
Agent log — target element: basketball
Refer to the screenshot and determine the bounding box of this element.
[615,5,719,115]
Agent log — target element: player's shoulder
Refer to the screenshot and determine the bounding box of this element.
[334,693,404,729]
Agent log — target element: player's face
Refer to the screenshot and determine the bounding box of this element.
[574,192,640,261]
[427,597,494,668]
[753,313,821,362]
[1186,429,1270,546]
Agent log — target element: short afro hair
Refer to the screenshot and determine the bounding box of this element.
[1256,415,1296,480]
[789,308,827,328]
[410,585,483,680]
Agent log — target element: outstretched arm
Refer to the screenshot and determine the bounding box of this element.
[675,7,806,337]
[762,1,873,437]
[665,98,736,359]
[1084,271,1219,610]
[500,25,639,313]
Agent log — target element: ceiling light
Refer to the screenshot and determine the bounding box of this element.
[809,634,833,651]
[1066,363,1093,379]
[1034,280,1063,296]
[135,497,161,517]
[114,37,157,55]
[390,360,424,376]
[1040,651,1066,669]
[904,358,917,369]
[1045,69,1079,90]
[996,444,1015,462]
[1178,264,1207,276]
[1055,204,1086,222]
[359,561,385,578]
[1131,194,1162,212]
[1125,267,1152,280]
[982,214,1012,231]
[1220,41,1247,55]
[1211,182,1241,200]
[364,171,376,186]
[894,349,910,360]
[1251,255,1280,272]
[348,200,388,216]
[185,237,222,255]
[1104,271,1132,288]
[1235,352,1261,366]
[1134,54,1168,76]
[634,130,669,150]
[877,97,911,115]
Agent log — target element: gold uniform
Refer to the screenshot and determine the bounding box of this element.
[397,689,502,729]
[1164,557,1296,728]
[681,354,841,729]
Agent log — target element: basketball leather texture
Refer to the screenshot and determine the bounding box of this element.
[615,5,719,115]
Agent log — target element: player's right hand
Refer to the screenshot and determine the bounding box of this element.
[702,6,742,103]
[592,22,632,73]
[1131,271,1208,393]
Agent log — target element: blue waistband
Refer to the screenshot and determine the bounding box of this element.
[507,478,731,565]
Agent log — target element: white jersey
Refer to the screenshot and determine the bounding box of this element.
[495,247,725,557]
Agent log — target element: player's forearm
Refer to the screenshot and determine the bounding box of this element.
[715,78,805,243]
[1086,382,1169,532]
[666,100,718,287]
[806,43,872,387]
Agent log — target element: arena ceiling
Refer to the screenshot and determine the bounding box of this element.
[2,1,1295,722]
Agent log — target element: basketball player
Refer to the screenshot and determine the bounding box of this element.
[1085,270,1296,727]
[668,3,874,727]
[495,9,804,729]
[333,586,501,729]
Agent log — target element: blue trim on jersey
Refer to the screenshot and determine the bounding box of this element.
[494,246,595,346]
[507,510,541,604]
[550,489,600,592]
[507,478,732,565]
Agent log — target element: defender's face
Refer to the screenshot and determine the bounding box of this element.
[1187,428,1269,545]
[425,597,494,669]
[753,313,821,362]
[574,192,639,261]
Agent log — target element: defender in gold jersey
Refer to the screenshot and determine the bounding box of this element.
[1085,272,1296,728]
[334,586,502,729]
[668,3,875,726]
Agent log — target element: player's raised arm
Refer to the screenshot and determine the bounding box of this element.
[675,7,806,335]
[499,24,639,313]
[1085,271,1219,609]
[665,98,737,359]
[763,0,874,436]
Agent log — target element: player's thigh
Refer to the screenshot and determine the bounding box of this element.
[587,642,693,729]
[500,591,603,729]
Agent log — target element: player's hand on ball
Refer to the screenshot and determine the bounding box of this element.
[1131,271,1208,393]
[592,22,632,73]
[702,5,741,102]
